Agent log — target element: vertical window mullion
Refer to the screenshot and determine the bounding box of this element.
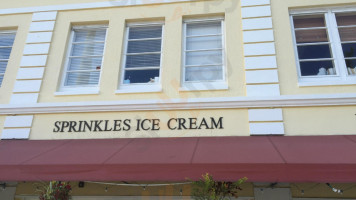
[327,11,347,77]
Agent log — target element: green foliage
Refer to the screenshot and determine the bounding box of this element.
[191,173,247,200]
[39,181,72,200]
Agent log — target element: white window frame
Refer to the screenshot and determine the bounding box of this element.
[0,30,16,87]
[181,17,228,91]
[290,7,356,87]
[116,22,164,94]
[56,25,108,95]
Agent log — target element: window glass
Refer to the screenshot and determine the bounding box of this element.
[293,15,336,76]
[63,26,107,87]
[184,19,224,82]
[336,13,356,75]
[0,31,16,87]
[122,24,163,85]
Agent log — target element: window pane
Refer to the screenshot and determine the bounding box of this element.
[0,61,8,73]
[295,29,328,43]
[124,69,159,84]
[186,36,222,50]
[68,57,103,71]
[71,42,104,56]
[0,33,15,46]
[336,13,356,26]
[297,45,332,59]
[300,61,335,76]
[338,27,356,42]
[185,66,223,81]
[342,43,356,58]
[345,60,356,75]
[129,26,162,39]
[186,50,222,66]
[65,71,100,86]
[293,15,325,28]
[0,47,12,59]
[127,39,161,53]
[73,29,106,42]
[187,21,221,36]
[126,54,160,68]
[0,75,3,86]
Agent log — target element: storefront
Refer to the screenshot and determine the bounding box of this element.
[0,0,356,199]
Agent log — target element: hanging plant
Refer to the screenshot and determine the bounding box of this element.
[38,181,72,200]
[191,173,247,200]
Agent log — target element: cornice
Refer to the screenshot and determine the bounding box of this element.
[1,93,356,115]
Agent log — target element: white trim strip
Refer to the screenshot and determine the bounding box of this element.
[0,93,356,114]
[248,108,283,122]
[0,0,201,15]
[250,122,284,135]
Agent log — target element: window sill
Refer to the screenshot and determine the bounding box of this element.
[298,77,356,87]
[116,84,162,94]
[55,88,100,96]
[180,82,228,91]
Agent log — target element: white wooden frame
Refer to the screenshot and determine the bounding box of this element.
[117,21,164,93]
[290,8,356,86]
[181,17,228,91]
[58,25,108,93]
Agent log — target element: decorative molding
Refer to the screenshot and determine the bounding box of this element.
[10,93,39,104]
[245,69,279,84]
[246,84,280,96]
[241,0,270,7]
[243,30,274,43]
[20,55,47,67]
[245,56,277,69]
[249,122,285,135]
[241,6,271,18]
[16,67,45,80]
[26,32,53,44]
[248,108,283,122]
[244,42,276,56]
[13,80,42,93]
[0,0,202,15]
[4,115,33,128]
[242,17,273,30]
[0,93,356,114]
[23,43,50,55]
[1,128,31,139]
[29,21,55,32]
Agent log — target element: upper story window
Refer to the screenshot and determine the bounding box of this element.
[118,22,163,93]
[0,31,16,87]
[59,25,107,92]
[291,10,356,86]
[182,17,227,91]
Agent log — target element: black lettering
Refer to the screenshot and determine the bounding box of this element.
[68,121,78,132]
[123,119,131,131]
[141,119,151,131]
[167,118,177,130]
[113,120,122,131]
[83,121,93,132]
[60,121,70,132]
[78,121,84,132]
[136,119,141,131]
[53,121,61,132]
[104,120,113,131]
[178,118,187,130]
[93,120,103,132]
[211,117,223,129]
[198,118,211,129]
[189,118,198,129]
[152,119,160,131]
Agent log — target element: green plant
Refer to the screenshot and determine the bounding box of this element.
[191,173,247,200]
[39,181,72,200]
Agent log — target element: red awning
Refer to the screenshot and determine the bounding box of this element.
[0,135,356,182]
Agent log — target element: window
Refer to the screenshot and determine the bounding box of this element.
[182,18,226,90]
[60,25,107,92]
[119,22,163,92]
[291,10,356,86]
[0,31,16,87]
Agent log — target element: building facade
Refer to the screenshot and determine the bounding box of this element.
[0,0,356,199]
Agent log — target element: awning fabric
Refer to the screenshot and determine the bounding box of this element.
[0,135,356,183]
